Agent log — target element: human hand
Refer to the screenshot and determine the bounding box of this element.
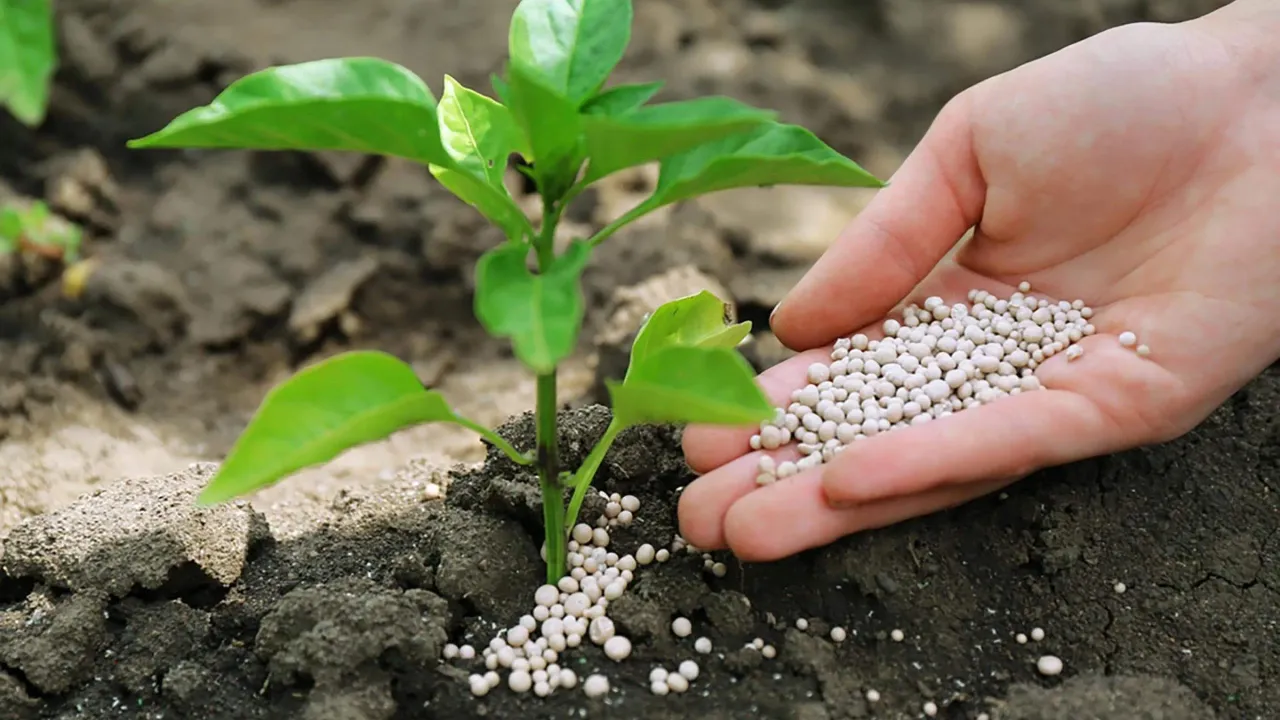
[678,4,1280,561]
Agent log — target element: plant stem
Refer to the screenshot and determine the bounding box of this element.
[564,418,623,535]
[587,199,659,248]
[535,371,565,583]
[534,200,566,583]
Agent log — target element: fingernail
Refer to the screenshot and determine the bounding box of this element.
[769,301,782,327]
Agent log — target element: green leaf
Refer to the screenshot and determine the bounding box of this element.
[0,206,23,241]
[197,351,464,505]
[646,122,885,207]
[0,0,55,126]
[434,76,531,240]
[504,61,584,200]
[508,0,633,105]
[474,239,592,373]
[582,97,775,183]
[429,165,532,242]
[127,58,452,166]
[581,80,664,115]
[608,346,773,427]
[439,75,528,184]
[491,73,512,105]
[626,290,752,379]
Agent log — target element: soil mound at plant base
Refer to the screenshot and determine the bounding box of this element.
[2,374,1279,719]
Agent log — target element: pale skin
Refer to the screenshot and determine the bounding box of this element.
[678,0,1280,562]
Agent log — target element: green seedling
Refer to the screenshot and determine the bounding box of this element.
[1,0,57,126]
[0,199,83,262]
[127,0,885,583]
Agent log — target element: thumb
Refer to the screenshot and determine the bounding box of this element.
[771,91,987,351]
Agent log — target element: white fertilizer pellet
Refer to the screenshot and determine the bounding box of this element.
[865,689,880,703]
[671,617,693,638]
[890,628,904,642]
[1031,627,1045,642]
[750,284,1106,486]
[1037,655,1064,676]
[924,700,939,716]
[583,674,610,698]
[830,627,847,642]
[694,637,713,654]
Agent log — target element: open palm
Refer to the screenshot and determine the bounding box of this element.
[677,12,1280,561]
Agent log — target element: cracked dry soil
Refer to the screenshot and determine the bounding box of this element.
[1,389,1277,719]
[2,0,1277,717]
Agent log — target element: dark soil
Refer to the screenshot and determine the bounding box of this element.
[2,392,1276,719]
[3,0,1274,718]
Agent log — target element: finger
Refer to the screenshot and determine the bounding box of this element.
[771,93,988,351]
[677,446,800,551]
[723,469,1016,562]
[682,347,832,474]
[821,387,1115,507]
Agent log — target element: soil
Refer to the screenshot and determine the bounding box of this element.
[2,0,1273,718]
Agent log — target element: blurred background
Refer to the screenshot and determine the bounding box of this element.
[0,0,1230,535]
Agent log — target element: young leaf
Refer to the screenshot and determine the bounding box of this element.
[128,58,452,167]
[504,61,584,200]
[581,81,664,116]
[0,0,55,126]
[474,239,592,373]
[434,76,532,240]
[608,345,773,427]
[439,75,528,185]
[626,290,752,377]
[508,0,633,105]
[581,97,775,183]
[647,122,885,206]
[197,351,465,505]
[429,165,532,242]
